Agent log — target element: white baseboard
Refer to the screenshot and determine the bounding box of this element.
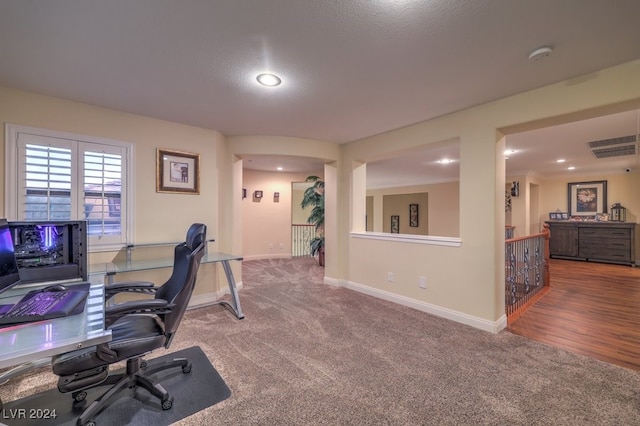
[324,276,506,334]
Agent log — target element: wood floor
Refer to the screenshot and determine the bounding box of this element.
[507,258,640,371]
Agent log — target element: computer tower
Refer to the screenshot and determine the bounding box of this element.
[8,220,88,284]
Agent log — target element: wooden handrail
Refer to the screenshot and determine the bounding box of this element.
[506,230,547,244]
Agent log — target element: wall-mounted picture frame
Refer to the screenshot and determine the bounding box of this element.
[568,180,607,216]
[409,204,419,227]
[156,148,200,194]
[390,215,400,233]
[510,181,519,197]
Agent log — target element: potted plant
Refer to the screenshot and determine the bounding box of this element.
[300,175,325,266]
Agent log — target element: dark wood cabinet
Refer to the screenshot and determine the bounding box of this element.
[547,222,578,258]
[546,221,636,266]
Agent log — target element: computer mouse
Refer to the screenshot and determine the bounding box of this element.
[41,284,68,292]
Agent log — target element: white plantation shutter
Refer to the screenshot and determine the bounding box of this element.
[20,137,74,221]
[81,144,125,241]
[8,125,133,248]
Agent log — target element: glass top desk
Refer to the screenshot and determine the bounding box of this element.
[92,246,245,320]
[0,282,112,380]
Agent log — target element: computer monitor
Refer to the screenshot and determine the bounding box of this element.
[0,218,21,295]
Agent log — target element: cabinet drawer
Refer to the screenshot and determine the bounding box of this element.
[579,227,631,239]
[579,237,630,251]
[578,246,631,261]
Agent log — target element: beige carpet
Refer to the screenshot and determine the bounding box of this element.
[2,257,640,425]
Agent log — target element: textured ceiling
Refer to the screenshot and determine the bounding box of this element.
[1,1,639,185]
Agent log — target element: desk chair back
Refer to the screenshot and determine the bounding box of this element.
[156,223,206,346]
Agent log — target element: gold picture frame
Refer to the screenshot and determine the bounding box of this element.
[156,148,200,194]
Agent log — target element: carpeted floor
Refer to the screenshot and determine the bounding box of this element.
[2,257,640,425]
[2,346,230,425]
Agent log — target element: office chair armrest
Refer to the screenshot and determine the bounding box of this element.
[105,299,174,328]
[105,281,157,301]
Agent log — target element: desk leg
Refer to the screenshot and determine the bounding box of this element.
[215,260,245,320]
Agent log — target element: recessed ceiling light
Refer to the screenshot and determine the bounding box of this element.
[556,159,566,163]
[528,46,553,62]
[256,73,282,87]
[276,166,283,171]
[437,158,454,164]
[568,166,576,170]
[504,149,517,156]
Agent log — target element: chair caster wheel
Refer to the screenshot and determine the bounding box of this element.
[74,391,87,402]
[182,363,192,374]
[162,396,174,410]
[140,361,148,369]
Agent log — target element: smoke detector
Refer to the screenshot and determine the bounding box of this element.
[528,46,553,62]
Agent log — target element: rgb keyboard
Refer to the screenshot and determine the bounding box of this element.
[0,289,88,326]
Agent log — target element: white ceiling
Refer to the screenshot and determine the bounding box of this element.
[1,1,639,186]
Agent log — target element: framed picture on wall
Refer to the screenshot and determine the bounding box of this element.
[568,180,607,216]
[391,215,400,233]
[510,181,519,197]
[409,204,419,227]
[156,148,200,194]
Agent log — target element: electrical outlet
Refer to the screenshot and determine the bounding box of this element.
[269,243,274,251]
[279,243,285,251]
[419,276,427,289]
[387,272,394,282]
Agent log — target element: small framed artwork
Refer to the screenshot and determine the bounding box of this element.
[156,148,200,194]
[409,204,419,227]
[390,215,400,233]
[568,180,607,216]
[549,212,559,220]
[254,190,263,199]
[561,212,569,220]
[510,181,519,197]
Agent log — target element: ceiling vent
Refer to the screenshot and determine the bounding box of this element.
[587,135,638,159]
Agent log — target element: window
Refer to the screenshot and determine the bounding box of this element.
[5,124,134,249]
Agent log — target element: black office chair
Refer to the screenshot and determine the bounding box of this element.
[103,223,208,304]
[51,223,207,426]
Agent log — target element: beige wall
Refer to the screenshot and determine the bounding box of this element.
[538,172,640,223]
[507,171,640,240]
[505,174,535,238]
[242,169,321,259]
[367,181,459,237]
[226,136,340,278]
[0,85,229,298]
[341,60,640,331]
[382,193,428,234]
[2,60,640,332]
[538,171,640,255]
